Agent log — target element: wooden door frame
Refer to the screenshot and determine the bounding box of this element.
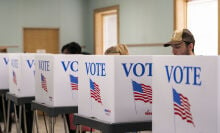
[94,5,120,55]
[218,0,220,55]
[173,0,187,30]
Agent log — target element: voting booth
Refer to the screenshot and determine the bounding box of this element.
[78,55,152,123]
[8,53,35,96]
[35,54,79,106]
[152,56,219,133]
[0,54,9,89]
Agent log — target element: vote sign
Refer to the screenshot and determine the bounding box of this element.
[35,54,79,106]
[0,54,9,89]
[8,53,35,96]
[152,56,219,133]
[78,55,152,123]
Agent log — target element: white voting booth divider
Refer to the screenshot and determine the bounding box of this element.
[78,55,152,123]
[0,54,9,89]
[8,53,35,96]
[152,56,219,133]
[35,54,79,107]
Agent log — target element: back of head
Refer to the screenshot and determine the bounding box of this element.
[81,51,91,55]
[105,46,118,55]
[61,42,82,54]
[0,48,7,53]
[105,44,129,55]
[117,44,129,55]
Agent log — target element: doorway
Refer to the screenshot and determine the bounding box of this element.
[174,0,218,55]
[94,5,119,54]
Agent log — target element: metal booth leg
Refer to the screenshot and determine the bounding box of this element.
[14,104,21,133]
[23,104,27,133]
[49,117,55,133]
[2,95,7,132]
[76,125,82,133]
[6,100,11,133]
[62,114,68,133]
[32,110,39,133]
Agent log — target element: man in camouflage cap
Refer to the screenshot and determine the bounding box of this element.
[164,29,195,55]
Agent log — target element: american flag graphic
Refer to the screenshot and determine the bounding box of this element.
[173,88,194,126]
[70,74,78,90]
[132,80,152,104]
[41,73,48,92]
[90,79,102,104]
[12,71,17,85]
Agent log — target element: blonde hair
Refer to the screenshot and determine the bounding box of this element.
[105,44,129,55]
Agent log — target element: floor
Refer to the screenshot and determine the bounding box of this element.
[1,115,152,133]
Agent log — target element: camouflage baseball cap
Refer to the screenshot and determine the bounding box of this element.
[164,29,195,47]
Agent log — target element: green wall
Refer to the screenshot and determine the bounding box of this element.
[86,0,173,54]
[0,0,87,53]
[0,0,173,54]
